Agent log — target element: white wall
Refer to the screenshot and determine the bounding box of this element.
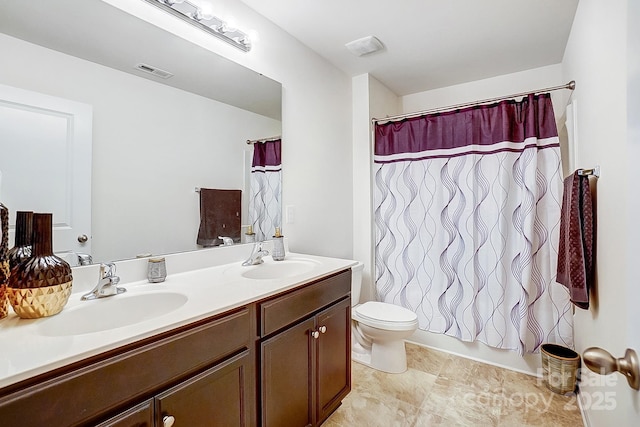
[0,33,280,262]
[402,64,567,119]
[562,0,638,425]
[626,0,640,423]
[102,0,354,259]
[352,74,400,302]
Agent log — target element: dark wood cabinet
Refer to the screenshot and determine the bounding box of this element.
[315,298,351,424]
[0,268,352,427]
[259,270,351,427]
[261,317,315,427]
[156,350,253,427]
[94,350,254,427]
[96,401,154,427]
[0,307,255,427]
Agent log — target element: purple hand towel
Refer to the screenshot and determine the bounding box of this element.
[556,171,594,309]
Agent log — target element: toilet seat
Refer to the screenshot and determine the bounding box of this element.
[353,302,418,331]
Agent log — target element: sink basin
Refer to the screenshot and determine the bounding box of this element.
[38,292,188,336]
[239,259,319,280]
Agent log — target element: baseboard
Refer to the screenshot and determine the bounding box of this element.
[576,388,591,427]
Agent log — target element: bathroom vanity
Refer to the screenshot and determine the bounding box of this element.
[0,250,355,427]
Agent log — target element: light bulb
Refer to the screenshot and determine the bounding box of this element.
[200,2,214,20]
[247,29,260,44]
[224,16,238,32]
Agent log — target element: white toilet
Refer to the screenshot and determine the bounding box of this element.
[350,262,419,373]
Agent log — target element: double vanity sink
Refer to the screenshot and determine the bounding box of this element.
[37,257,321,338]
[0,248,356,426]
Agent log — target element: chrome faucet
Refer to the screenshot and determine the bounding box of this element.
[218,236,234,246]
[81,263,127,300]
[76,252,93,266]
[242,241,269,266]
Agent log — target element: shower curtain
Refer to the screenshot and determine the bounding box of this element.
[373,94,573,354]
[249,138,282,241]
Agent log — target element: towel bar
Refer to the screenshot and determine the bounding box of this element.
[577,165,600,178]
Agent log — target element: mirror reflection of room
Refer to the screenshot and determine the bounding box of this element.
[0,0,282,265]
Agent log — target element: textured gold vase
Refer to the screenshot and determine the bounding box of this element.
[8,213,73,319]
[0,202,9,319]
[7,282,73,318]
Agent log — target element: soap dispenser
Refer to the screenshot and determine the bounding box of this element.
[245,225,256,244]
[272,227,285,261]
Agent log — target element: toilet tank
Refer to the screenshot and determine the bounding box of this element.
[350,262,364,307]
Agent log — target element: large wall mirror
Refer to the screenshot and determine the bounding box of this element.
[0,0,282,264]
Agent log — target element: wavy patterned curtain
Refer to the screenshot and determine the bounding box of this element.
[249,138,281,241]
[373,94,573,354]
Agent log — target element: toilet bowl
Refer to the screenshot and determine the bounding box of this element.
[350,263,418,373]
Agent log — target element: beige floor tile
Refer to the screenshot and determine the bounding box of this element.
[436,355,483,385]
[326,345,583,427]
[499,406,582,427]
[501,370,580,418]
[420,381,502,426]
[405,342,450,376]
[326,392,419,427]
[366,367,437,407]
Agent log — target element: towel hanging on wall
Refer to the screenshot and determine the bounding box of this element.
[196,188,241,247]
[557,171,595,309]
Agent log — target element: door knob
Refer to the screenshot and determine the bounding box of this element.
[77,234,88,243]
[163,415,176,427]
[583,347,639,390]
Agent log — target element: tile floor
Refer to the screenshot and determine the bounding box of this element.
[324,343,583,427]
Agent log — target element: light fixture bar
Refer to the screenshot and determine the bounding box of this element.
[141,0,251,52]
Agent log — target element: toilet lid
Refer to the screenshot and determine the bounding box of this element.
[355,301,417,323]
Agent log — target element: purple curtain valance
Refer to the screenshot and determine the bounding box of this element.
[252,138,281,171]
[375,93,558,163]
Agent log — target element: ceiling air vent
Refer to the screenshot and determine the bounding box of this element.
[135,63,173,79]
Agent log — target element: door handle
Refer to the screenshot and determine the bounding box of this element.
[583,347,639,390]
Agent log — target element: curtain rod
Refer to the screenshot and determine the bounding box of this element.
[246,135,281,145]
[372,80,576,125]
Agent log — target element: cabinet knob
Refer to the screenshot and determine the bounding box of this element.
[163,415,176,427]
[319,325,327,334]
[77,234,88,243]
[312,330,320,339]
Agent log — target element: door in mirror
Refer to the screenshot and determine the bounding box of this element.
[0,84,92,260]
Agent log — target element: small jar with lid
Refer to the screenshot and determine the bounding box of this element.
[147,257,167,283]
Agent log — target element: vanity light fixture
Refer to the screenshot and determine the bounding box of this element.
[142,0,252,52]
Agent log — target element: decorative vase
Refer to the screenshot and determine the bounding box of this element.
[0,202,9,319]
[8,213,73,319]
[8,211,33,269]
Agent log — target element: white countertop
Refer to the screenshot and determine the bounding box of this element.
[0,248,357,389]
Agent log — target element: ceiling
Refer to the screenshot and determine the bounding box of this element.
[241,0,580,96]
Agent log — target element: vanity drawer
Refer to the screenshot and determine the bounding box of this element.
[0,306,253,427]
[259,269,350,337]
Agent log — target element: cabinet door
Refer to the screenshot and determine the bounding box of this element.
[95,400,154,427]
[156,350,254,427]
[261,317,315,427]
[315,298,351,424]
